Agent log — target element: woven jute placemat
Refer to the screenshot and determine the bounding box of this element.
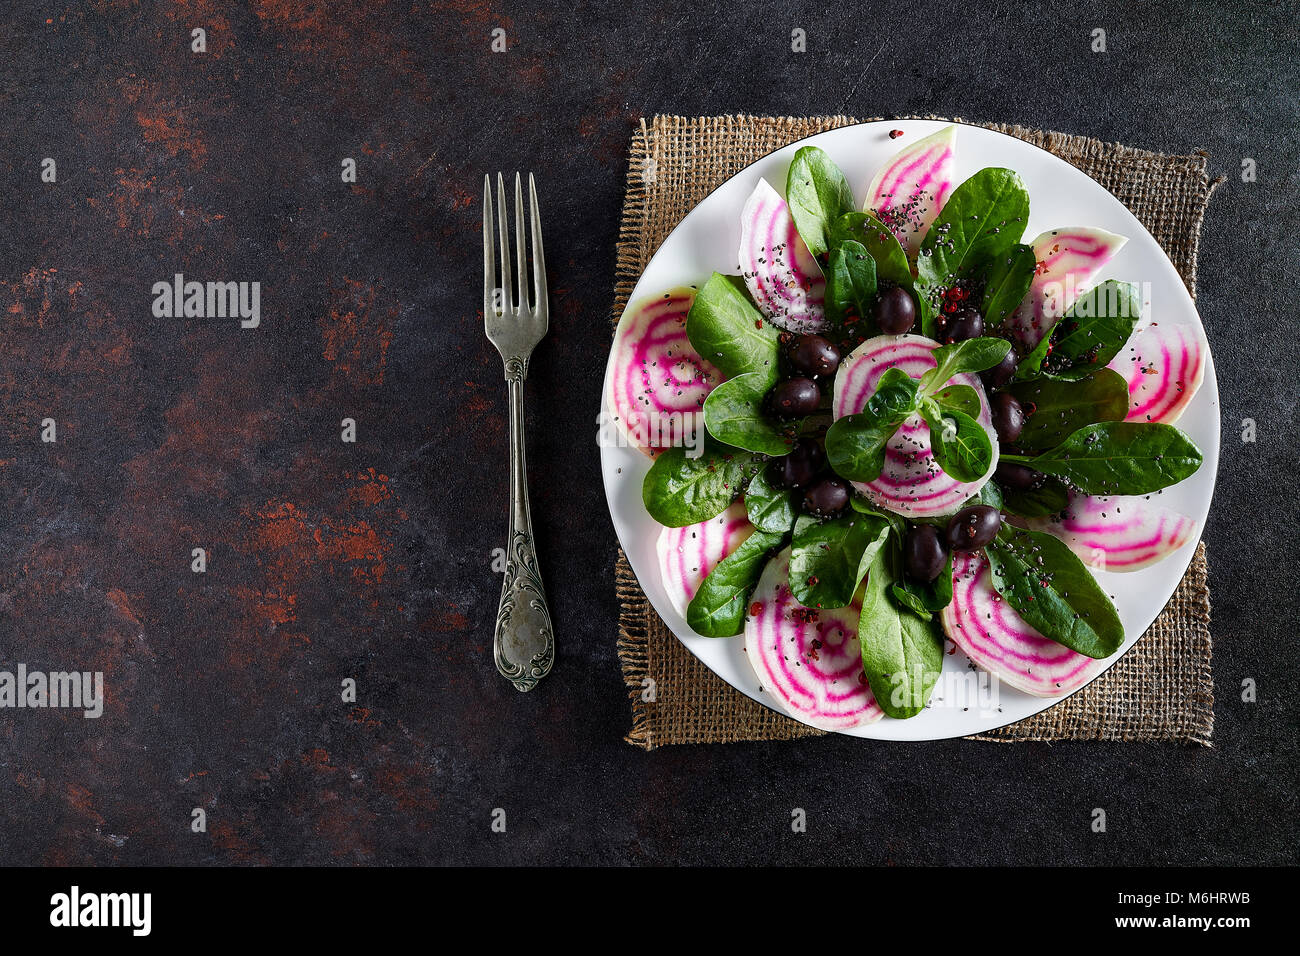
[613,115,1218,750]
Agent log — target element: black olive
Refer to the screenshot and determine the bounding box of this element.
[943,307,984,343]
[802,476,850,517]
[981,345,1020,388]
[991,392,1025,443]
[945,504,1002,552]
[994,461,1044,491]
[788,334,841,377]
[873,286,916,335]
[768,377,821,418]
[904,524,948,582]
[774,437,826,489]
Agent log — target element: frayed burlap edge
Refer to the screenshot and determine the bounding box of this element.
[613,115,1218,749]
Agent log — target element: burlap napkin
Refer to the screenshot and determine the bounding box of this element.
[613,115,1219,749]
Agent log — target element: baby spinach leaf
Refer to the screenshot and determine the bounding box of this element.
[858,539,944,719]
[642,442,764,527]
[920,400,994,483]
[981,243,1036,328]
[916,167,1030,289]
[932,382,982,419]
[1042,280,1142,377]
[1004,421,1203,495]
[824,367,920,481]
[744,464,797,533]
[703,371,791,456]
[686,272,780,380]
[1006,368,1129,450]
[890,550,954,621]
[686,528,786,637]
[986,528,1124,659]
[920,336,1012,395]
[975,480,1005,510]
[786,146,857,257]
[824,240,878,325]
[831,212,913,289]
[999,474,1070,517]
[789,512,888,609]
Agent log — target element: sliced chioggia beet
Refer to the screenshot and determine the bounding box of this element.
[1107,321,1207,425]
[942,551,1101,697]
[832,334,998,518]
[656,502,756,618]
[864,125,957,259]
[1012,492,1196,572]
[738,178,827,332]
[1006,227,1128,348]
[744,548,883,730]
[607,288,722,455]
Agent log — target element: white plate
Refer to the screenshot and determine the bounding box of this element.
[599,119,1220,740]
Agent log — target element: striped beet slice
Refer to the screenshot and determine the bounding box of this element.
[832,334,998,518]
[1107,321,1207,425]
[1006,227,1128,348]
[744,549,883,730]
[738,178,827,332]
[1014,493,1196,572]
[607,288,722,455]
[864,124,957,258]
[943,552,1102,697]
[656,502,756,618]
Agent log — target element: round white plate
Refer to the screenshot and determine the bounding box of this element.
[599,119,1220,740]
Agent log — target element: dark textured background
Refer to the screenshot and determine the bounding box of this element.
[1,0,1296,866]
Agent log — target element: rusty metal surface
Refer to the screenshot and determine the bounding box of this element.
[0,1,1295,865]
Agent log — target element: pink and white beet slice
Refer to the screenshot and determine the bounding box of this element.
[942,552,1102,697]
[832,334,998,518]
[744,549,883,730]
[1107,321,1208,425]
[864,124,957,259]
[738,178,827,332]
[606,288,722,455]
[1006,227,1128,348]
[655,502,756,618]
[1013,492,1196,572]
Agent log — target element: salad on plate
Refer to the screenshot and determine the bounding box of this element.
[606,126,1208,730]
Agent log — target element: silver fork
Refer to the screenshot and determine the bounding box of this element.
[483,172,555,692]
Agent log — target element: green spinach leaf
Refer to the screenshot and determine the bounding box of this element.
[744,464,797,533]
[998,474,1070,517]
[932,382,982,419]
[824,240,878,325]
[916,167,1030,289]
[858,539,944,718]
[789,512,888,609]
[986,528,1124,659]
[1006,368,1129,450]
[642,442,764,527]
[890,550,954,621]
[919,400,994,483]
[981,243,1036,328]
[824,367,920,481]
[920,336,1012,395]
[686,529,786,637]
[831,212,914,288]
[703,371,792,456]
[686,272,781,380]
[785,146,857,257]
[1004,421,1203,495]
[1041,280,1143,378]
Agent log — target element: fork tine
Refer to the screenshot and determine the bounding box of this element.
[482,174,496,317]
[529,173,546,326]
[496,172,511,312]
[513,172,529,313]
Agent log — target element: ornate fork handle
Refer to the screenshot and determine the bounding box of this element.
[493,359,555,691]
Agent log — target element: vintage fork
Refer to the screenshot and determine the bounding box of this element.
[483,172,555,691]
